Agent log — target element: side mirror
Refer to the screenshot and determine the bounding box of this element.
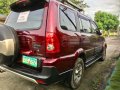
[61,26,68,30]
[96,30,102,35]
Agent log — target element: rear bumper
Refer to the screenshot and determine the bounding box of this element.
[0,65,60,85]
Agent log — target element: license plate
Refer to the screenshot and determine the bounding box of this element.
[22,56,38,68]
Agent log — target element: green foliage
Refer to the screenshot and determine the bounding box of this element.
[70,0,80,4]
[70,0,88,9]
[95,11,119,31]
[105,58,120,90]
[0,0,16,15]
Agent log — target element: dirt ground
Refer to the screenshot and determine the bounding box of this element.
[0,37,120,90]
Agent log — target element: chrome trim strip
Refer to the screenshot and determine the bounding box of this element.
[59,69,73,75]
[85,56,102,67]
[0,66,38,84]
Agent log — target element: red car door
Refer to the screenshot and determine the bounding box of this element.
[79,16,96,61]
[91,21,105,55]
[57,5,80,71]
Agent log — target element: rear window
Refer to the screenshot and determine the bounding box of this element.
[5,2,45,30]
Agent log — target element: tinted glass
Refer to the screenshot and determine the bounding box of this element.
[6,4,44,30]
[79,18,83,32]
[60,6,76,31]
[65,9,76,26]
[81,19,92,33]
[91,22,98,33]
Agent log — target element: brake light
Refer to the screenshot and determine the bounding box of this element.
[46,32,60,53]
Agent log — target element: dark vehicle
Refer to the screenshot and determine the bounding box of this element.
[0,0,107,89]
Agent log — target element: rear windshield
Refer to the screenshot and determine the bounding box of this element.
[5,2,45,30]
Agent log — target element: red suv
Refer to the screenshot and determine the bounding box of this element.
[0,0,107,89]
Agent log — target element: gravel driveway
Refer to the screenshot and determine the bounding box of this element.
[0,37,120,90]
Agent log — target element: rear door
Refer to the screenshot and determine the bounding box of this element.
[58,5,80,71]
[59,6,80,56]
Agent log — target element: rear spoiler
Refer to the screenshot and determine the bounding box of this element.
[10,0,83,12]
[10,0,49,12]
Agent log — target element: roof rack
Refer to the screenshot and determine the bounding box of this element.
[60,0,83,12]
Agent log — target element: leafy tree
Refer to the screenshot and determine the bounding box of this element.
[70,0,88,9]
[0,0,16,15]
[95,11,119,31]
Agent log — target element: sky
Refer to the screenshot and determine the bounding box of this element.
[84,0,120,19]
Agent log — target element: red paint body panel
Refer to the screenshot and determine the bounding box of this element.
[1,0,107,84]
[15,0,105,73]
[15,1,85,73]
[4,0,106,84]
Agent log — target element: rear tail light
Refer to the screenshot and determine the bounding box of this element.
[46,32,60,53]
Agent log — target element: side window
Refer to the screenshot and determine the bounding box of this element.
[65,9,76,26]
[91,22,98,33]
[81,18,92,33]
[78,18,83,32]
[59,6,76,31]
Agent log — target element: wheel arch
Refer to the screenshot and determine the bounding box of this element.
[78,52,86,63]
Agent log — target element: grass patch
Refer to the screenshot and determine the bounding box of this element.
[105,58,120,90]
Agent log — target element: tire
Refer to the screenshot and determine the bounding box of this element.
[68,58,84,89]
[99,49,106,61]
[0,24,19,66]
